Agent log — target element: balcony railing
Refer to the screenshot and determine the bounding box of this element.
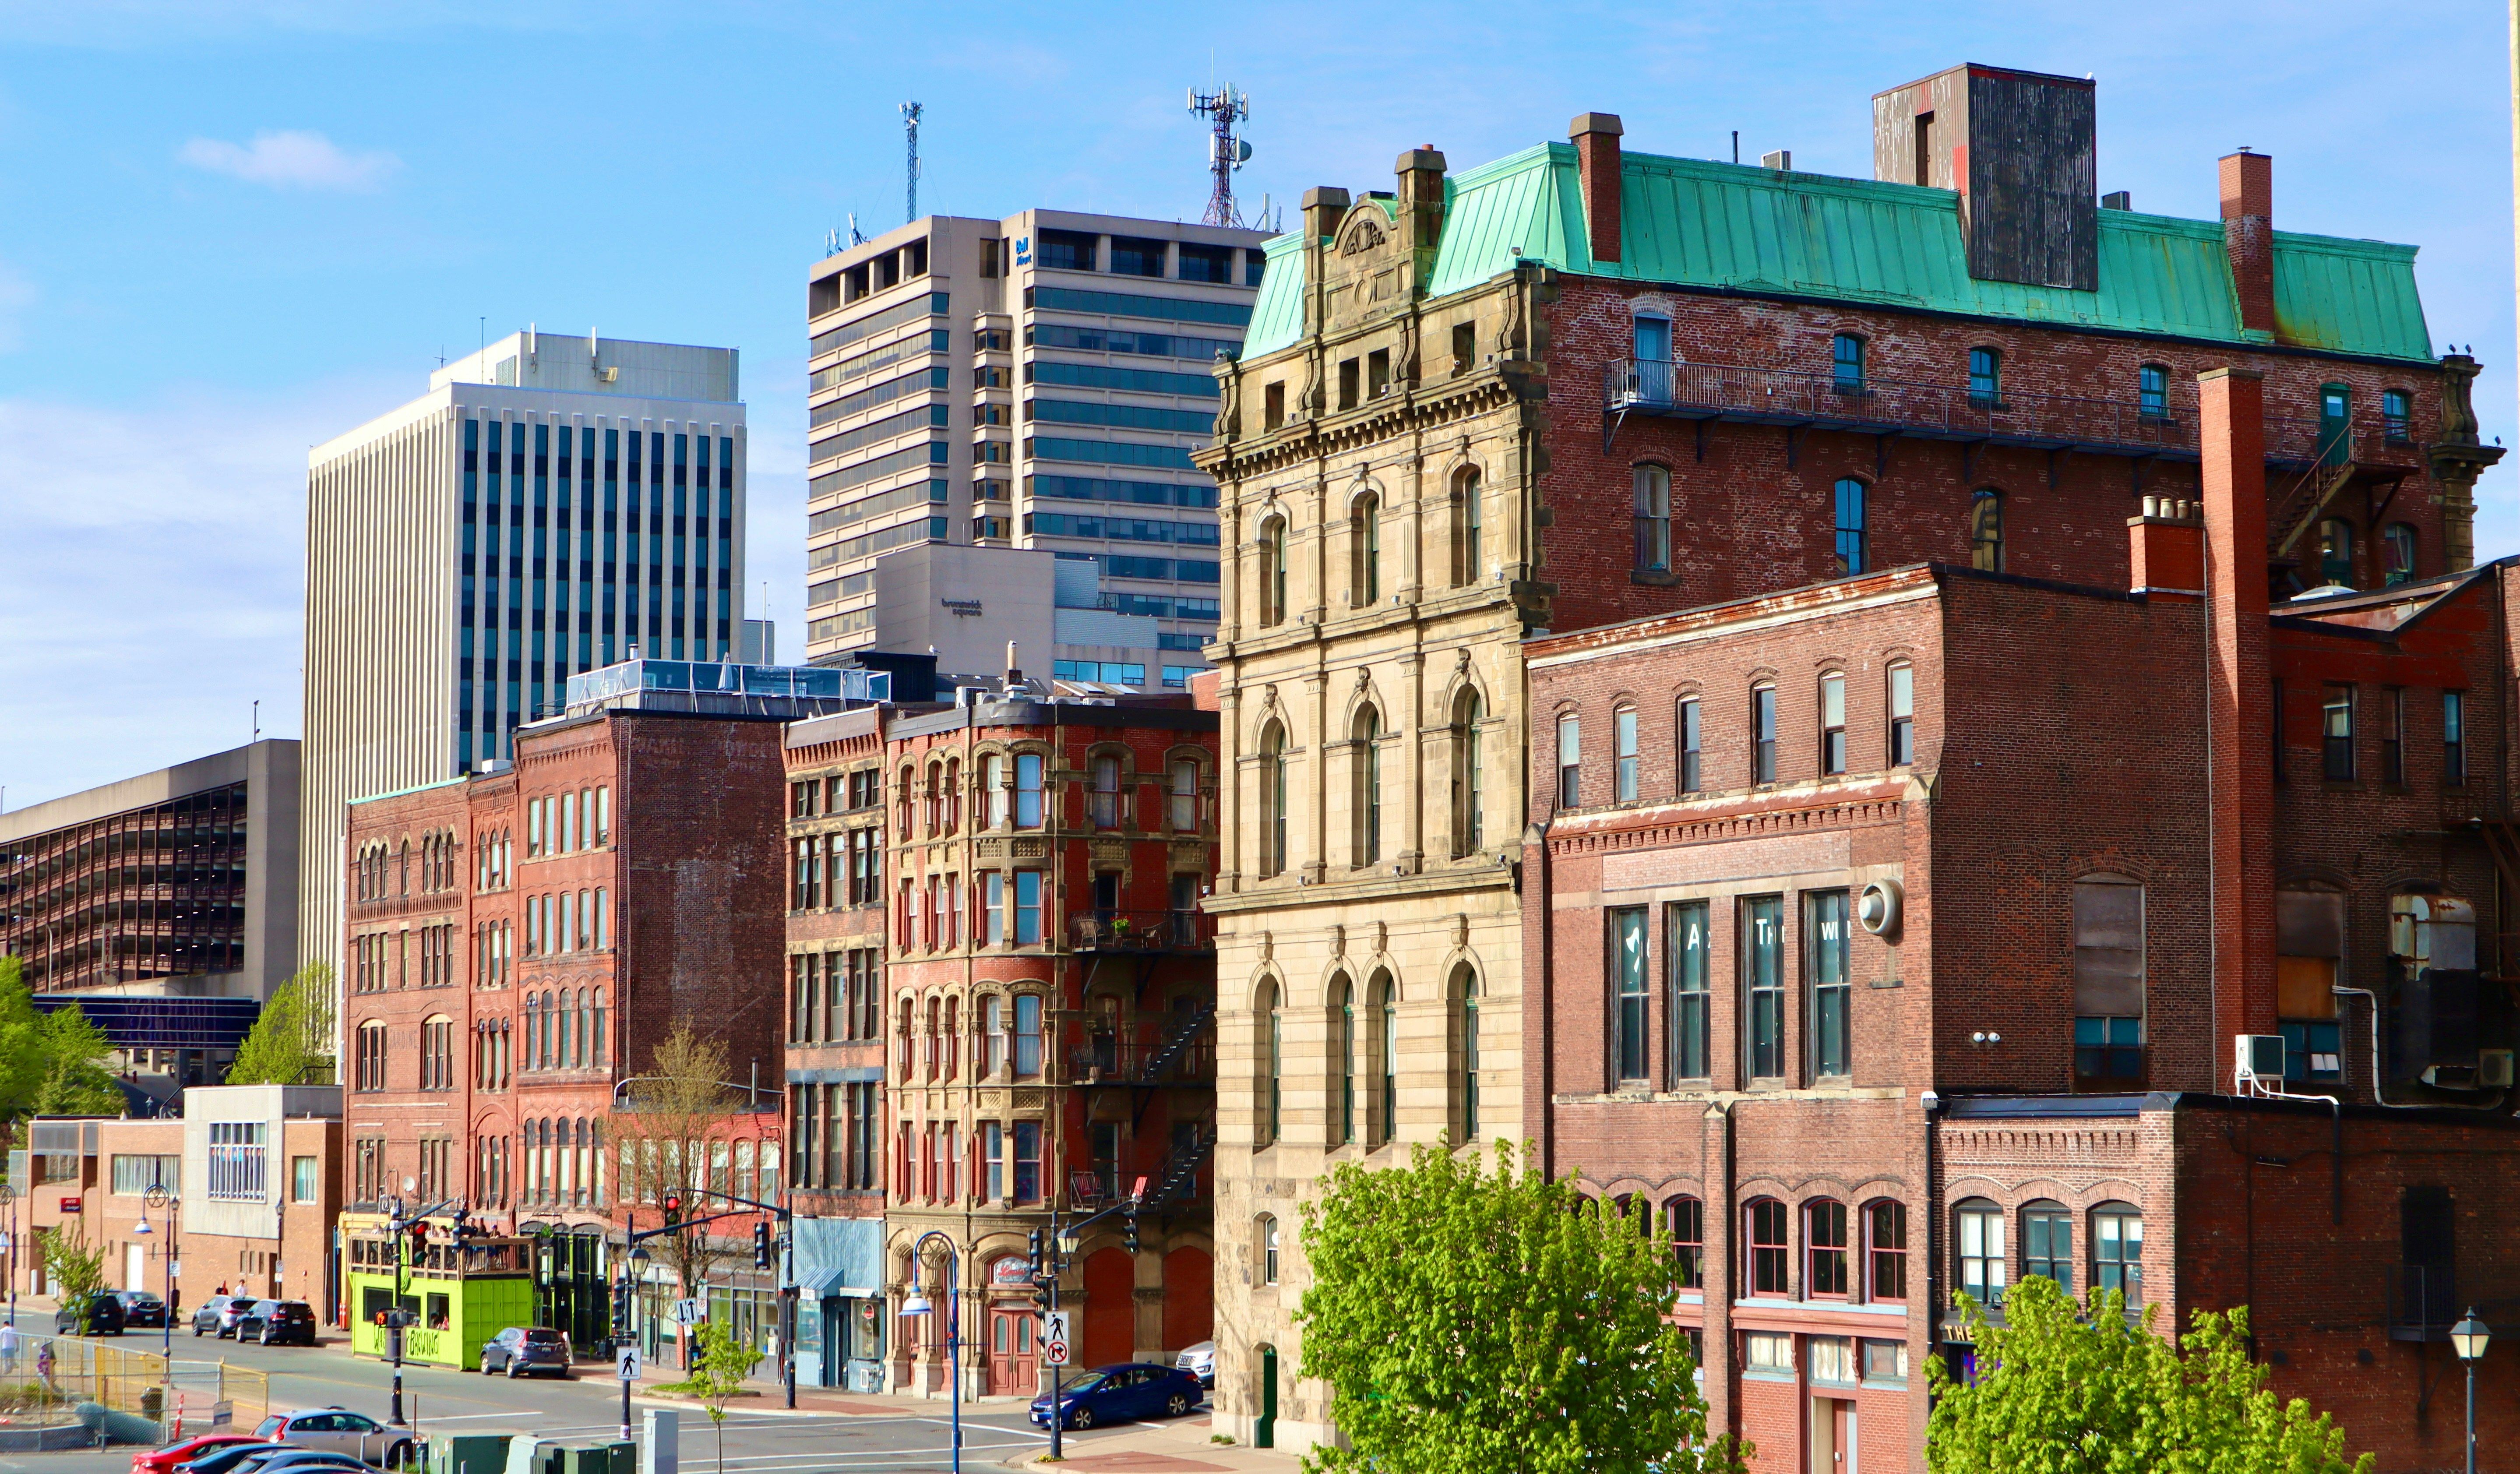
[1066,1034,1217,1085]
[1068,907,1213,952]
[1605,359,2426,471]
[2385,1263,2459,1342]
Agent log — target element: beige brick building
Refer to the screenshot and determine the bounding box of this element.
[1191,154,1546,1452]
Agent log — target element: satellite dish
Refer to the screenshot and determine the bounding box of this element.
[402,1176,418,1193]
[1235,140,1253,164]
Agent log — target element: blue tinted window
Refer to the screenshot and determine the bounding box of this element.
[1833,480,1867,575]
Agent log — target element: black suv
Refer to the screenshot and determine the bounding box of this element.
[253,1301,318,1347]
[115,1290,169,1328]
[55,1290,124,1336]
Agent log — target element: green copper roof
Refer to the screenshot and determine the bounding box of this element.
[1239,140,2435,363]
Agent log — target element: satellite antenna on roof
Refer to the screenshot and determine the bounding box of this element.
[1188,83,1253,228]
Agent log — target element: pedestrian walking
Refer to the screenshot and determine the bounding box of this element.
[35,1338,53,1389]
[1,1318,20,1376]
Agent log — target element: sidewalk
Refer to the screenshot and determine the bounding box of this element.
[988,1411,1304,1473]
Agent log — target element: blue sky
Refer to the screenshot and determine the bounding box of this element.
[0,0,2512,809]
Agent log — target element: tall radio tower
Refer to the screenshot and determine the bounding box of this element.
[901,101,923,223]
[1188,84,1251,228]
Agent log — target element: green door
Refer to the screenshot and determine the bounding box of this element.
[2317,384,2351,469]
[1256,1346,1277,1449]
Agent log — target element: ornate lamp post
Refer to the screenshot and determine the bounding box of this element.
[0,1182,19,1327]
[2451,1306,2491,1474]
[898,1231,962,1474]
[136,1185,179,1358]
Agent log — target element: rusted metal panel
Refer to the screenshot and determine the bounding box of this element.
[1960,65,2097,291]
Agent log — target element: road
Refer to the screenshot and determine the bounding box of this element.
[0,1330,1156,1474]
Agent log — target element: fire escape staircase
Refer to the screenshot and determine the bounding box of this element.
[1138,1124,1217,1213]
[2269,459,2364,565]
[1136,1000,1216,1083]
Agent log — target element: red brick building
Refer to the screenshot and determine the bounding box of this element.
[881,691,1220,1399]
[1522,377,2520,1472]
[344,676,811,1345]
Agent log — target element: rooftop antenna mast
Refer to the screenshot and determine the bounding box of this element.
[1188,83,1252,228]
[901,101,923,223]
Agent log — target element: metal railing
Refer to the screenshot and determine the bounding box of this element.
[1067,1034,1217,1085]
[1067,908,1213,952]
[1605,359,2428,469]
[2386,1263,2458,1341]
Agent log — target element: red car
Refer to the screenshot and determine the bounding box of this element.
[133,1435,264,1474]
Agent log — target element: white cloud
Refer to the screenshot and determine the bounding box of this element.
[178,130,399,191]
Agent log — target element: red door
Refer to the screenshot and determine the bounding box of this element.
[1082,1248,1135,1369]
[1161,1247,1213,1355]
[987,1308,1037,1396]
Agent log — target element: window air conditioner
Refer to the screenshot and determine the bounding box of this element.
[2235,1034,2286,1092]
[2480,1050,2515,1089]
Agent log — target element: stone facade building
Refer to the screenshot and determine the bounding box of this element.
[1194,63,2498,1453]
[878,692,1220,1400]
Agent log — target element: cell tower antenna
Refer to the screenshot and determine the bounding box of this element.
[849,212,867,247]
[901,101,923,223]
[1188,83,1252,228]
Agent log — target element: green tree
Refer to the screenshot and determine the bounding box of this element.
[1295,1139,1748,1474]
[32,1005,122,1116]
[0,959,65,1126]
[42,1223,107,1306]
[1926,1273,2373,1474]
[685,1318,761,1474]
[226,963,337,1086]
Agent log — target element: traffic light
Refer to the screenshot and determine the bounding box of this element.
[1028,1228,1043,1274]
[1124,1213,1139,1255]
[752,1220,772,1270]
[611,1279,633,1332]
[407,1220,429,1260]
[663,1193,682,1226]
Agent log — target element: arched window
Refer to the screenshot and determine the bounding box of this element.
[980,995,1005,1076]
[1632,465,1671,573]
[923,761,943,834]
[1169,757,1199,832]
[1012,993,1043,1076]
[356,1021,386,1092]
[1329,974,1355,1146]
[1014,751,1044,828]
[1555,712,1581,810]
[2073,875,2146,1087]
[1612,905,1649,1083]
[981,753,1007,829]
[2022,1200,2073,1290]
[1370,970,1397,1146]
[2383,523,2417,586]
[592,987,607,1066]
[1452,964,1481,1145]
[1258,721,1288,878]
[1667,1197,1704,1287]
[1833,479,1867,575]
[1955,1197,2006,1307]
[1613,704,1639,801]
[1887,663,1915,766]
[1352,707,1382,865]
[1751,683,1779,784]
[941,757,960,833]
[1818,674,1846,776]
[1259,980,1283,1146]
[1808,1200,1850,1297]
[1967,346,2002,406]
[2092,1202,2143,1304]
[897,765,916,833]
[1257,1214,1280,1284]
[1675,695,1702,793]
[1865,1199,1907,1301]
[1452,468,1483,587]
[1452,689,1485,856]
[2318,518,2356,589]
[1258,515,1288,627]
[1832,333,1865,392]
[1351,493,1381,607]
[1970,489,2003,572]
[1746,1199,1790,1295]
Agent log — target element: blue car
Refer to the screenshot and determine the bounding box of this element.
[1029,1361,1205,1430]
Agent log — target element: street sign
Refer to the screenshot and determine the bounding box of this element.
[617,1346,641,1381]
[671,1298,705,1325]
[1042,1311,1070,1366]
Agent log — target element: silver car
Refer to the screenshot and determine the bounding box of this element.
[250,1410,414,1468]
[1174,1340,1216,1388]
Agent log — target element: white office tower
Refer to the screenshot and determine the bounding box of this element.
[300,330,747,973]
[802,213,1265,688]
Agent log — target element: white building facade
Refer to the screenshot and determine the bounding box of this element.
[300,331,747,979]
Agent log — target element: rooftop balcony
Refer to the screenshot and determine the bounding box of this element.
[1604,358,2426,476]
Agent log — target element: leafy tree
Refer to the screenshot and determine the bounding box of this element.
[1295,1139,1748,1474]
[42,1224,107,1305]
[0,960,65,1125]
[226,963,337,1086]
[613,1023,754,1352]
[32,1005,123,1116]
[685,1318,761,1474]
[1927,1273,2373,1474]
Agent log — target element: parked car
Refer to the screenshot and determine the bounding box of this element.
[179,1444,303,1474]
[115,1290,170,1329]
[250,1409,412,1468]
[232,1301,281,1341]
[1174,1340,1216,1389]
[196,1295,254,1339]
[1029,1361,1204,1430]
[56,1290,125,1336]
[478,1326,572,1378]
[133,1433,264,1474]
[252,1301,318,1347]
[235,1452,370,1474]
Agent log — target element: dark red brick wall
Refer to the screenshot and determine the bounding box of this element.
[1533,276,2453,640]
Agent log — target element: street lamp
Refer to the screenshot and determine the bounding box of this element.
[137,1186,179,1358]
[0,1182,19,1327]
[899,1231,962,1474]
[2452,1306,2490,1474]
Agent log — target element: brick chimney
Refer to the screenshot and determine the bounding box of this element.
[2200,366,2276,1061]
[1570,112,1624,264]
[2126,497,2204,597]
[2219,151,2274,335]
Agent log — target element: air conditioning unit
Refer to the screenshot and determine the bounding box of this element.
[2479,1050,2515,1089]
[2235,1034,2287,1092]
